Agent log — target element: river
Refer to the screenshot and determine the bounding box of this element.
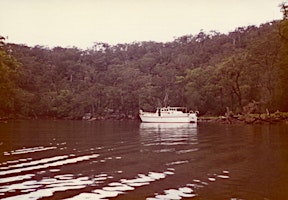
[0,120,287,200]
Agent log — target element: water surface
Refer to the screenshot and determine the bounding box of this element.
[0,120,287,199]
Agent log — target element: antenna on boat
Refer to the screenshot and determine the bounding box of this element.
[163,92,168,107]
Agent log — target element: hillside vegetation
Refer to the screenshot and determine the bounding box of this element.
[1,18,288,119]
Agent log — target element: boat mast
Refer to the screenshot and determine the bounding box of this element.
[163,92,168,107]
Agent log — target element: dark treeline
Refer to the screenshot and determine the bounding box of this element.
[1,18,288,119]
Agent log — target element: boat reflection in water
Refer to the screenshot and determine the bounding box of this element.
[137,123,202,199]
[140,122,197,130]
[139,123,198,153]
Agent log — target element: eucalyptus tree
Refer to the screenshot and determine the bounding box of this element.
[0,37,22,117]
[278,2,288,110]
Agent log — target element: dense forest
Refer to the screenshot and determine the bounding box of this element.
[1,9,288,120]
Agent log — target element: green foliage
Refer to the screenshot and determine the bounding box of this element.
[278,19,288,110]
[0,38,21,117]
[2,20,288,119]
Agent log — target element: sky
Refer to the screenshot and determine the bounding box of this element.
[0,0,284,49]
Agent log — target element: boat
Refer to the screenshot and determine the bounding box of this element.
[139,107,198,123]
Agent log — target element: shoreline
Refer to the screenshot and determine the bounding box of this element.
[1,111,288,124]
[199,112,288,124]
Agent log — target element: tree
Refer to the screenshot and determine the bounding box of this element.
[0,37,21,117]
[278,4,288,110]
[4,20,286,118]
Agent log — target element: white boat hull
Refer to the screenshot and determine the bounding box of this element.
[140,116,196,123]
[139,113,197,123]
[139,107,198,123]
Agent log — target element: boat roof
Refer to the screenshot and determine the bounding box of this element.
[157,106,187,110]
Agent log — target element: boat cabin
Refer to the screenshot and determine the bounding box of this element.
[156,107,188,116]
[157,107,187,112]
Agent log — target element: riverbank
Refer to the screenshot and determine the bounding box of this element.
[199,111,288,124]
[0,113,138,123]
[2,111,288,124]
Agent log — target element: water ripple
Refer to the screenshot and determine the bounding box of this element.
[146,170,230,200]
[3,146,57,156]
[0,154,99,176]
[65,169,175,200]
